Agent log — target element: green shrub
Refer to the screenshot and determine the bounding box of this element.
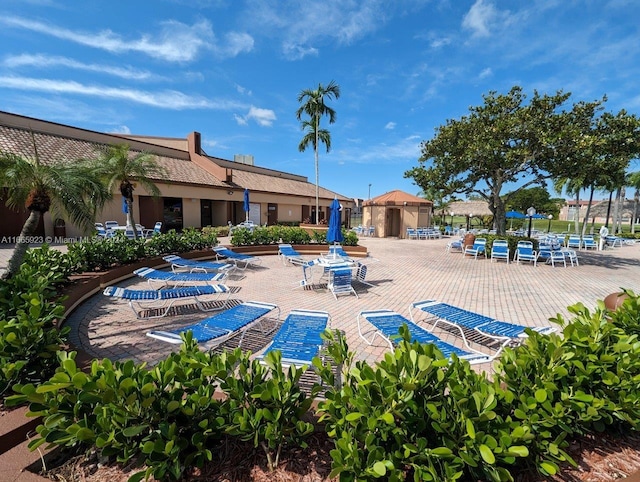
[0,288,67,399]
[279,226,312,244]
[9,334,322,479]
[495,294,640,476]
[220,350,321,471]
[316,327,531,481]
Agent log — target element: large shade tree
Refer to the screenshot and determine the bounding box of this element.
[296,80,340,225]
[405,86,572,235]
[88,144,166,238]
[0,135,109,279]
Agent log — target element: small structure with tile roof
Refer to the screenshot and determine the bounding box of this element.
[0,111,354,239]
[362,190,433,238]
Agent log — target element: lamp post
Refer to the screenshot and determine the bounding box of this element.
[547,214,553,233]
[450,212,455,227]
[368,183,372,200]
[527,206,536,238]
[467,213,473,231]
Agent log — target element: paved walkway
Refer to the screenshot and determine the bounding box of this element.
[2,237,640,373]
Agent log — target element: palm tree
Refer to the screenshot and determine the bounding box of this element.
[628,171,640,233]
[296,80,341,225]
[89,144,166,238]
[0,135,109,279]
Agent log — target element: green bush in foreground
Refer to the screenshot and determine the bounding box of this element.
[9,334,321,481]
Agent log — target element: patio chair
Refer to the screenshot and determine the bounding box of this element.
[410,300,556,356]
[357,309,490,365]
[146,301,279,346]
[490,239,509,264]
[144,222,163,238]
[95,226,113,238]
[548,250,567,267]
[105,220,120,231]
[566,235,582,249]
[446,237,464,253]
[464,237,487,259]
[407,228,418,240]
[565,249,579,267]
[278,244,305,266]
[213,246,262,270]
[605,235,623,248]
[133,267,227,289]
[103,283,231,319]
[324,245,353,260]
[256,309,330,368]
[328,268,357,299]
[515,241,538,266]
[162,254,235,274]
[582,236,598,250]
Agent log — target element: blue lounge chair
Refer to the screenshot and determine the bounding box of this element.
[329,268,357,299]
[278,244,305,266]
[515,241,538,266]
[357,309,490,365]
[257,309,330,367]
[146,301,279,346]
[464,238,487,259]
[103,284,231,319]
[410,300,556,355]
[133,267,227,288]
[213,246,262,270]
[324,245,353,260]
[490,239,509,264]
[162,254,235,274]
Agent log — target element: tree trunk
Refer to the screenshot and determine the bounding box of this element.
[581,186,595,237]
[632,192,639,234]
[612,188,621,234]
[314,117,320,226]
[573,192,580,234]
[126,197,138,239]
[2,210,42,280]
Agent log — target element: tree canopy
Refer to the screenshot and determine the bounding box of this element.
[0,134,109,278]
[404,85,640,235]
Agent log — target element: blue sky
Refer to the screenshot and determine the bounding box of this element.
[1,0,639,201]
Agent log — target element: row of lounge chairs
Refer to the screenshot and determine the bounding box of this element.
[139,297,555,367]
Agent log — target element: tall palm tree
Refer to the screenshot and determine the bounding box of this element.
[0,135,109,279]
[89,144,166,239]
[296,80,340,225]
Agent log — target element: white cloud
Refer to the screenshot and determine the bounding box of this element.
[385,121,396,130]
[478,67,493,79]
[245,0,398,59]
[247,106,277,126]
[462,0,498,37]
[339,135,422,164]
[235,83,252,95]
[0,16,253,62]
[110,125,131,134]
[3,54,155,80]
[0,76,246,110]
[282,43,319,61]
[430,36,452,48]
[234,114,248,126]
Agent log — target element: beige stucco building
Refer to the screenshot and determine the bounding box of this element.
[0,111,354,239]
[362,190,432,238]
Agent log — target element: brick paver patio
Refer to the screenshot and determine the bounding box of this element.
[2,236,639,374]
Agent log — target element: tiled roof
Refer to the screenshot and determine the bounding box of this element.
[0,112,352,202]
[364,189,432,206]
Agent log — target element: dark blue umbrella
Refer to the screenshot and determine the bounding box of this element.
[326,198,344,245]
[122,196,128,213]
[243,189,250,222]
[532,213,546,219]
[505,210,525,218]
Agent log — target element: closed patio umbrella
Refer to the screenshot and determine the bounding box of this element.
[327,198,344,245]
[243,189,250,222]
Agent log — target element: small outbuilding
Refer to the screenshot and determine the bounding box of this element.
[362,190,433,238]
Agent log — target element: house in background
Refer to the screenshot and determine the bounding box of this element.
[0,111,354,239]
[362,190,432,238]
